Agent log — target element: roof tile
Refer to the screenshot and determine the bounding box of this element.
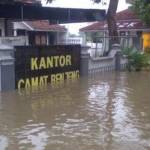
[25,20,67,32]
[80,9,150,32]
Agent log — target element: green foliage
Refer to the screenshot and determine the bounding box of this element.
[144,47,150,53]
[122,47,150,71]
[142,53,150,70]
[132,0,150,25]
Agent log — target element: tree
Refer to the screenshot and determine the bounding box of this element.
[47,0,119,47]
[93,0,119,47]
[132,0,150,25]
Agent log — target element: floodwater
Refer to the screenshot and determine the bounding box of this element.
[0,72,150,150]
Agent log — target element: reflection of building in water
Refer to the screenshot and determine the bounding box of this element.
[1,73,150,149]
[87,73,142,149]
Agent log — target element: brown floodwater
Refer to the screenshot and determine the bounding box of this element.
[0,72,150,150]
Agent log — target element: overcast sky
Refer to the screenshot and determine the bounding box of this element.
[42,0,129,11]
[41,0,130,34]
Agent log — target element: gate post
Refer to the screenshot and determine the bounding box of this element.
[115,50,122,71]
[110,44,122,71]
[80,46,90,76]
[113,44,122,71]
[0,44,15,91]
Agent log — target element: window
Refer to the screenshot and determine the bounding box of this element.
[35,35,41,45]
[120,31,126,36]
[17,30,26,36]
[35,34,47,45]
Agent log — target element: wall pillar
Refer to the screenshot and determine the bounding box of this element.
[80,46,90,76]
[0,44,15,91]
[110,44,122,71]
[115,50,122,71]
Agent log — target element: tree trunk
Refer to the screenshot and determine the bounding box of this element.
[107,0,119,49]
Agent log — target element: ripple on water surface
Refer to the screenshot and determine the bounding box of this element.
[0,72,150,150]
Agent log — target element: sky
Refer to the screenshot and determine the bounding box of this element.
[41,0,130,34]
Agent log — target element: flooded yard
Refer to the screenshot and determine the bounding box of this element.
[0,72,150,150]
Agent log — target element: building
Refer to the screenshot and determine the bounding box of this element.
[0,0,67,46]
[0,0,41,5]
[125,0,150,51]
[0,19,67,46]
[126,0,132,3]
[13,20,67,46]
[80,8,150,56]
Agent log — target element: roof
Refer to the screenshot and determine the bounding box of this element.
[80,21,106,31]
[0,0,41,5]
[116,8,138,20]
[80,9,150,32]
[16,0,41,4]
[23,20,67,32]
[0,4,106,23]
[80,20,150,32]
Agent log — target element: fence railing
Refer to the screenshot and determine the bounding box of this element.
[88,44,128,74]
[59,37,83,45]
[89,55,128,74]
[0,36,28,46]
[87,35,142,57]
[89,56,115,74]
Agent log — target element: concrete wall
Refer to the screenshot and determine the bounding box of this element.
[13,22,32,31]
[0,36,27,46]
[88,44,128,74]
[0,44,128,92]
[0,45,15,91]
[57,32,67,44]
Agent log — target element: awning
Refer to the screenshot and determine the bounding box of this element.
[0,3,106,23]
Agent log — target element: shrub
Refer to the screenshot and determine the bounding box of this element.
[144,47,150,53]
[122,47,150,71]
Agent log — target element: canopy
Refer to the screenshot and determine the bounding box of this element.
[0,3,106,23]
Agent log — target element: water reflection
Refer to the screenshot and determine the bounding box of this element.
[0,136,8,150]
[16,122,48,150]
[0,72,150,149]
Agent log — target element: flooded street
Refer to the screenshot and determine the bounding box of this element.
[0,72,150,150]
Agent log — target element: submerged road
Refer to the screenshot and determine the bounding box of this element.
[0,72,150,150]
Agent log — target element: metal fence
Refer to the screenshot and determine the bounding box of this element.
[58,37,83,45]
[87,35,143,57]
